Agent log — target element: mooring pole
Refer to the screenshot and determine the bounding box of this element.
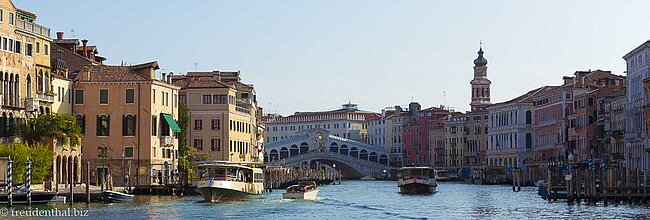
[86,162,91,204]
[69,158,74,205]
[7,156,12,207]
[27,159,32,205]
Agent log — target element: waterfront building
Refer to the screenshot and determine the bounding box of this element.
[532,82,570,164]
[444,112,467,168]
[265,103,377,144]
[428,118,447,167]
[173,71,262,162]
[74,62,180,187]
[465,47,492,167]
[597,89,626,166]
[486,87,546,167]
[367,104,414,167]
[624,40,650,171]
[403,105,448,166]
[567,70,625,162]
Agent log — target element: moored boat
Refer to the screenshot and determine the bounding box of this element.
[398,167,437,194]
[283,181,319,200]
[193,161,265,202]
[102,190,134,202]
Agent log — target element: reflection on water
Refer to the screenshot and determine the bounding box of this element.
[9,181,650,219]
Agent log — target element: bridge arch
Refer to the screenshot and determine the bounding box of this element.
[280,147,289,159]
[330,143,338,153]
[369,152,378,163]
[290,145,299,157]
[299,142,309,154]
[340,145,349,155]
[360,149,368,160]
[379,154,388,165]
[350,147,359,158]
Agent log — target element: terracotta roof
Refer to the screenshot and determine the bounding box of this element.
[76,45,99,54]
[186,72,216,77]
[50,43,99,73]
[54,39,79,44]
[172,75,231,89]
[75,62,159,82]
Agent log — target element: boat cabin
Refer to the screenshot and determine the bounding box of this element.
[193,162,264,184]
[398,167,436,180]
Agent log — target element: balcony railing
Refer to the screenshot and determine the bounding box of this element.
[36,92,55,103]
[160,136,179,147]
[15,19,51,38]
[235,106,251,115]
[25,97,39,112]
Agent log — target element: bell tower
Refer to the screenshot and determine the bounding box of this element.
[470,45,492,111]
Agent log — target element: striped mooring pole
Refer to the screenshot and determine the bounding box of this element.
[27,159,32,205]
[7,156,12,207]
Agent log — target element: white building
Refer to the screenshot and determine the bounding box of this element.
[624,40,650,171]
[264,103,378,144]
[486,87,546,167]
[367,103,420,167]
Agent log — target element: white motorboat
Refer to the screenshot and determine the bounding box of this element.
[398,167,438,194]
[283,181,319,200]
[102,190,134,202]
[193,161,265,202]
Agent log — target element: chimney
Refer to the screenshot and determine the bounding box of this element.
[168,72,173,83]
[162,73,166,82]
[56,32,64,40]
[563,76,574,86]
[81,39,89,58]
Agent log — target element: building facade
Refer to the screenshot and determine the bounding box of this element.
[624,40,650,171]
[445,112,467,168]
[465,47,493,167]
[74,62,180,187]
[173,71,261,162]
[403,105,448,166]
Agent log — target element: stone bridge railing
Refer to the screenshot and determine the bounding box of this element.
[280,150,394,176]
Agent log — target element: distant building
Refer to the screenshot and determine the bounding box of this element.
[465,47,492,167]
[597,89,626,165]
[445,112,467,168]
[486,87,546,167]
[532,83,570,164]
[173,71,262,162]
[624,40,650,171]
[367,104,414,167]
[74,62,180,186]
[265,103,377,144]
[403,105,448,166]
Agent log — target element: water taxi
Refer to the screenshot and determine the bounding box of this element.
[397,167,437,194]
[193,161,265,202]
[283,181,319,200]
[102,190,135,202]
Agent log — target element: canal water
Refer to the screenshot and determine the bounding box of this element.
[20,181,650,219]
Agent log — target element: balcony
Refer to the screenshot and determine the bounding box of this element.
[237,98,252,105]
[24,98,39,112]
[15,19,51,38]
[160,136,179,147]
[1,95,23,109]
[36,92,55,103]
[235,106,251,115]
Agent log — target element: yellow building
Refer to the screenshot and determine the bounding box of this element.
[445,112,466,168]
[74,62,181,187]
[173,71,261,163]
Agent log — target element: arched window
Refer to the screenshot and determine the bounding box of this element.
[97,115,110,136]
[122,115,136,136]
[526,133,532,148]
[152,115,158,136]
[76,115,85,133]
[526,111,532,124]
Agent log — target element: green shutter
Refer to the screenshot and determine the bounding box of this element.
[126,89,135,103]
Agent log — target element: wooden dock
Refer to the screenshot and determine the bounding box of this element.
[545,161,650,205]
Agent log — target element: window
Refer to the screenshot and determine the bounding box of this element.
[98,146,108,158]
[160,116,170,136]
[212,119,220,130]
[202,95,212,104]
[174,94,177,108]
[74,90,84,104]
[152,89,156,103]
[97,115,110,136]
[68,89,72,103]
[211,139,221,151]
[8,12,13,25]
[99,89,109,104]
[0,9,3,22]
[213,95,227,104]
[76,115,85,134]
[8,39,13,51]
[194,139,203,150]
[125,89,135,104]
[124,147,134,158]
[2,38,6,50]
[526,111,532,124]
[36,42,40,53]
[122,115,137,136]
[44,44,48,55]
[14,40,20,54]
[194,119,203,130]
[152,116,157,136]
[26,43,32,56]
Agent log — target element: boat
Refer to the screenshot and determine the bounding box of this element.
[193,161,265,202]
[360,176,376,180]
[283,181,319,200]
[398,167,438,194]
[102,190,134,202]
[0,191,58,204]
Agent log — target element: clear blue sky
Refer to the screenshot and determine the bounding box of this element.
[21,0,650,115]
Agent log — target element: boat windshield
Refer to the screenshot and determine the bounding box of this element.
[399,168,435,179]
[198,166,254,183]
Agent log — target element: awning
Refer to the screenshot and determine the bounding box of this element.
[162,113,181,133]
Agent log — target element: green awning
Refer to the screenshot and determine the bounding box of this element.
[162,113,181,133]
